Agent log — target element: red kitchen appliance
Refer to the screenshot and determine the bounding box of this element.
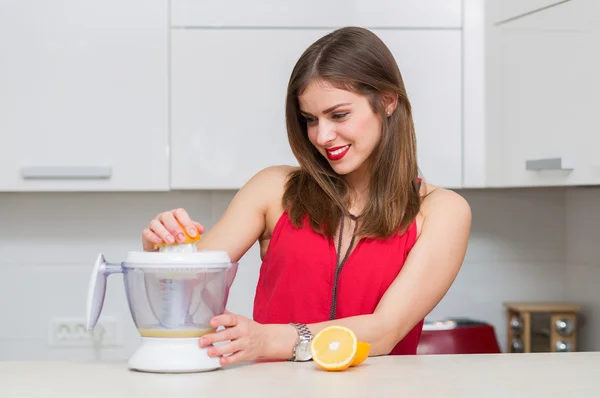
[417,318,501,355]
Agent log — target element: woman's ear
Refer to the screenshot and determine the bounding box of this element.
[382,92,398,116]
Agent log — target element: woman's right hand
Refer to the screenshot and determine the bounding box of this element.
[142,208,205,251]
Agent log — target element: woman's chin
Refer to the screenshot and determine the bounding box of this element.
[329,161,357,176]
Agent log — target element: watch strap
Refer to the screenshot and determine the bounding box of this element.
[291,323,312,340]
[290,323,313,361]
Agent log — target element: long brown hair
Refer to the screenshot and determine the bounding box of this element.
[282,26,422,239]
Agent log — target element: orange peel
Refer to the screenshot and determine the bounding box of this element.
[155,220,201,248]
[351,341,371,366]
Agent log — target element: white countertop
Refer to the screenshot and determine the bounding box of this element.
[1,352,599,397]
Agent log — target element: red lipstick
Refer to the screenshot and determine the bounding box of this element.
[325,144,350,161]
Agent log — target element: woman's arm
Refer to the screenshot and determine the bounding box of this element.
[201,186,471,364]
[262,187,472,358]
[143,165,289,263]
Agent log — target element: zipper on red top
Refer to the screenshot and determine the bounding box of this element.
[329,214,358,320]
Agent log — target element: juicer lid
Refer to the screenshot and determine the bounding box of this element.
[122,250,233,269]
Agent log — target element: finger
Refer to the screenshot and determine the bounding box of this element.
[193,221,206,236]
[149,219,175,244]
[172,208,202,239]
[209,313,239,329]
[220,350,247,366]
[142,229,162,251]
[158,211,186,243]
[207,339,244,358]
[200,326,241,347]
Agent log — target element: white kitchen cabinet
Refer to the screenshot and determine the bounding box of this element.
[170,29,313,189]
[489,0,569,24]
[376,30,462,188]
[170,29,462,189]
[485,0,600,187]
[170,0,462,29]
[0,0,169,192]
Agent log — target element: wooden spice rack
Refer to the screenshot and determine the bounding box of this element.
[503,302,581,353]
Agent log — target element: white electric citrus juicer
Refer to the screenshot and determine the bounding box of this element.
[85,230,238,373]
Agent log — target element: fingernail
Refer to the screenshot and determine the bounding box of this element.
[177,233,185,242]
[167,234,175,243]
[188,228,197,237]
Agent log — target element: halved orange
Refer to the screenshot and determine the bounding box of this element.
[311,326,370,371]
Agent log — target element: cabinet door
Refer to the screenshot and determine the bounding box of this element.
[170,29,462,189]
[170,29,318,189]
[376,30,462,188]
[487,0,600,187]
[0,1,169,192]
[490,0,568,23]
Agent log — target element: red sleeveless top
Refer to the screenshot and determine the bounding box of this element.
[253,211,424,355]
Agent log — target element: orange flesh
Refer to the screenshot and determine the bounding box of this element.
[311,326,358,371]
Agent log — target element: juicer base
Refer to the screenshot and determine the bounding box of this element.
[128,337,221,373]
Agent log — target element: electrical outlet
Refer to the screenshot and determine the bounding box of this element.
[48,316,123,347]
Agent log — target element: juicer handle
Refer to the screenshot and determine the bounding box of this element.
[85,254,123,331]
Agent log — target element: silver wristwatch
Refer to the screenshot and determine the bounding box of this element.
[290,323,313,361]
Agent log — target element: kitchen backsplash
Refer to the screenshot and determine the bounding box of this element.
[0,186,598,360]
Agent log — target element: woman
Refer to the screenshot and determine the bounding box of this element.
[141,27,471,366]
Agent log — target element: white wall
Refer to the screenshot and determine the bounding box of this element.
[565,187,600,352]
[0,190,261,361]
[0,187,572,360]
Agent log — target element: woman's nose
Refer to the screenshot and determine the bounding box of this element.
[316,121,336,146]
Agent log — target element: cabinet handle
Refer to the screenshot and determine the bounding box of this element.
[20,166,112,180]
[525,158,574,171]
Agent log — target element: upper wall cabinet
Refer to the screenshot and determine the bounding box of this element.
[377,30,462,188]
[170,29,315,189]
[0,1,169,192]
[170,0,462,28]
[489,0,569,24]
[169,1,463,189]
[484,0,600,187]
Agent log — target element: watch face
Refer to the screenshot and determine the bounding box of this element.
[295,340,312,361]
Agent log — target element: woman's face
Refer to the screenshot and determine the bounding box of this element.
[298,80,385,179]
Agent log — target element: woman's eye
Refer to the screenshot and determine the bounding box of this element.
[304,116,317,125]
[332,112,349,120]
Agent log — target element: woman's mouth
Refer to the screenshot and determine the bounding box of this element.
[325,144,351,161]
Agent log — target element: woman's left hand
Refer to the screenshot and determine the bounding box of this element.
[199,310,269,366]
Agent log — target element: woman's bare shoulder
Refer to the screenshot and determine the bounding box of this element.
[254,164,298,183]
[222,165,298,224]
[415,182,471,238]
[248,165,298,200]
[249,165,299,242]
[420,183,469,212]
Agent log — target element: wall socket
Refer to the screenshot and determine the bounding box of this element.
[48,316,123,347]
